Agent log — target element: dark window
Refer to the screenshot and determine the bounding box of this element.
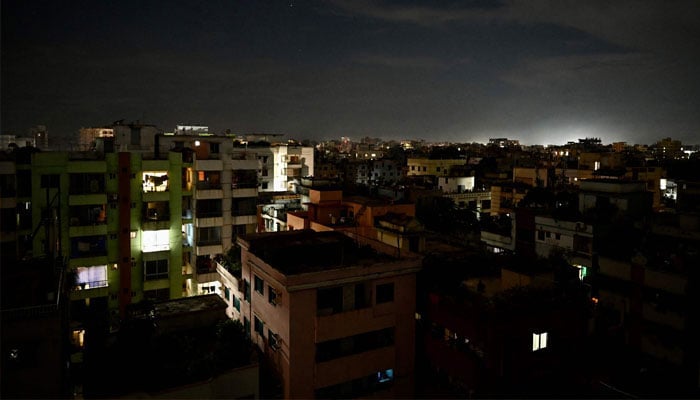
[1,208,16,232]
[144,259,169,280]
[316,327,395,362]
[315,369,394,398]
[209,142,219,154]
[234,296,241,311]
[555,233,561,240]
[224,286,231,300]
[16,170,31,196]
[244,279,251,302]
[268,285,278,305]
[537,230,545,241]
[254,275,264,295]
[317,286,343,315]
[41,174,60,188]
[376,283,394,304]
[144,288,169,301]
[195,199,222,218]
[269,329,279,349]
[232,197,257,216]
[254,316,264,336]
[355,283,370,309]
[130,127,140,145]
[244,317,251,338]
[196,226,221,246]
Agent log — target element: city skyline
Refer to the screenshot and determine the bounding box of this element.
[2,0,700,145]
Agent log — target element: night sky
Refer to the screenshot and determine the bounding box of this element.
[2,0,700,145]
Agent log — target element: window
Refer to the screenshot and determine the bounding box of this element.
[261,182,268,190]
[316,327,395,362]
[196,226,221,246]
[243,279,251,302]
[244,317,251,337]
[268,285,279,305]
[196,199,223,218]
[142,229,170,252]
[41,174,60,188]
[145,259,169,280]
[254,316,264,336]
[537,230,545,241]
[269,329,279,349]
[555,233,561,240]
[209,142,219,154]
[142,172,169,192]
[254,275,264,295]
[376,283,394,304]
[224,286,231,301]
[74,265,108,289]
[532,332,548,351]
[574,264,588,281]
[234,296,241,311]
[144,288,169,301]
[317,286,343,315]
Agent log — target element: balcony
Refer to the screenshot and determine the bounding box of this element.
[69,205,107,236]
[69,193,108,206]
[69,174,105,196]
[70,280,109,300]
[142,202,171,230]
[195,182,223,199]
[142,172,169,193]
[196,243,223,256]
[315,346,395,390]
[195,159,223,171]
[316,307,395,343]
[70,236,107,260]
[195,215,224,228]
[196,256,220,283]
[232,215,256,225]
[232,188,258,198]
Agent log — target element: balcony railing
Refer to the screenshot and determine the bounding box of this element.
[73,280,108,291]
[196,182,222,190]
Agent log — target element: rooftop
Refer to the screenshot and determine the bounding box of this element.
[240,230,395,275]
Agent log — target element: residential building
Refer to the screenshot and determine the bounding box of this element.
[236,229,421,398]
[406,158,465,177]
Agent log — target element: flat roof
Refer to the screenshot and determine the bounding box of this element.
[240,230,395,275]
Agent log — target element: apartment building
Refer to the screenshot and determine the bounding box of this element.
[235,229,421,398]
[406,158,465,177]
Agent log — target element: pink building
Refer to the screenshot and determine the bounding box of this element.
[236,229,421,398]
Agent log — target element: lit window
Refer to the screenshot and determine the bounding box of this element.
[142,229,170,252]
[574,264,588,281]
[532,332,548,351]
[142,172,169,192]
[74,265,108,289]
[377,368,394,383]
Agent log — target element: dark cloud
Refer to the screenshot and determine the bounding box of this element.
[2,0,699,145]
